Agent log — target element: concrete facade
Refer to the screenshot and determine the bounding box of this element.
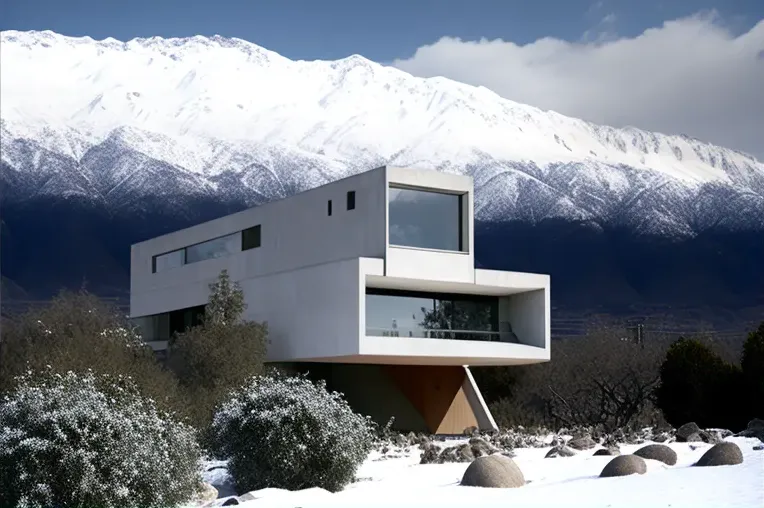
[130,166,551,433]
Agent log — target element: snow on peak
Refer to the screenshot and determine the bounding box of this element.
[0,29,761,189]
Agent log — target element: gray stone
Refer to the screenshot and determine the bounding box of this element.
[568,435,597,450]
[196,482,218,505]
[469,436,500,457]
[676,422,702,442]
[600,455,648,478]
[419,443,441,464]
[695,442,744,467]
[593,447,620,456]
[737,418,764,442]
[634,444,678,466]
[457,443,475,462]
[545,445,577,458]
[463,425,479,436]
[461,454,525,488]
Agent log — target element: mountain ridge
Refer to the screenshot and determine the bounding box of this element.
[1,29,763,311]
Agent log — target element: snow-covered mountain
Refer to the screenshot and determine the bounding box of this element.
[2,29,763,237]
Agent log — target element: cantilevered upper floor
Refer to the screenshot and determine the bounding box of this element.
[130,166,551,365]
[131,166,478,317]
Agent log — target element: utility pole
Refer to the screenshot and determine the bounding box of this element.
[627,322,645,347]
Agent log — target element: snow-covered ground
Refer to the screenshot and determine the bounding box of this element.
[199,436,764,508]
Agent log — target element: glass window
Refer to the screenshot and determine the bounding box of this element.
[185,233,238,264]
[242,225,261,250]
[130,313,170,341]
[365,289,498,341]
[327,200,333,216]
[366,293,433,338]
[347,191,356,210]
[153,249,184,273]
[388,187,463,251]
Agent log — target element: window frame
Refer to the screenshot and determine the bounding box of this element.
[346,190,356,210]
[387,184,466,252]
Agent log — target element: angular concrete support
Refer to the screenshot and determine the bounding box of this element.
[462,366,498,432]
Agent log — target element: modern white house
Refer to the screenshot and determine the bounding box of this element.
[130,166,551,434]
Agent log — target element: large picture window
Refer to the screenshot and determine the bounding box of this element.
[388,186,463,251]
[365,288,499,341]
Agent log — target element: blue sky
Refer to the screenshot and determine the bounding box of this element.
[2,0,762,61]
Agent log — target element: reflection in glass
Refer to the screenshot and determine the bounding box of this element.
[130,305,205,342]
[185,233,239,264]
[153,249,184,273]
[388,187,463,251]
[365,289,498,341]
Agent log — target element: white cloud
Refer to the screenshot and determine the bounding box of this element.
[393,11,764,159]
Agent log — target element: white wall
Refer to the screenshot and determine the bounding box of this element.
[131,167,387,317]
[502,289,549,349]
[243,258,362,362]
[385,247,474,283]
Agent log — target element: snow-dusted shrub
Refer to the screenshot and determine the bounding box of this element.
[168,270,267,430]
[0,289,182,418]
[0,370,202,508]
[211,374,373,493]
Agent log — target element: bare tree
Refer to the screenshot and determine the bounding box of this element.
[486,318,677,431]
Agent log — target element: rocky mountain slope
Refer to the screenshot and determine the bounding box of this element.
[1,30,763,310]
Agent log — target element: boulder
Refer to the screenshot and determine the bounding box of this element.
[736,418,764,442]
[469,436,501,458]
[463,426,479,436]
[221,499,239,506]
[599,455,648,478]
[568,435,597,450]
[461,454,525,488]
[676,422,702,442]
[545,445,577,458]
[196,482,218,505]
[419,442,441,464]
[633,444,678,466]
[695,442,744,467]
[653,432,673,443]
[451,444,475,462]
[593,447,620,456]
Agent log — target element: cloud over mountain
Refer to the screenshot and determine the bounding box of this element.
[393,11,764,159]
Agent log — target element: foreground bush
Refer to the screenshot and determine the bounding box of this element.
[0,370,202,508]
[655,337,748,430]
[0,289,182,415]
[169,270,268,430]
[211,374,373,493]
[741,322,764,417]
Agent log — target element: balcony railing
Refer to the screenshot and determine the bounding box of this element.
[366,326,519,343]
